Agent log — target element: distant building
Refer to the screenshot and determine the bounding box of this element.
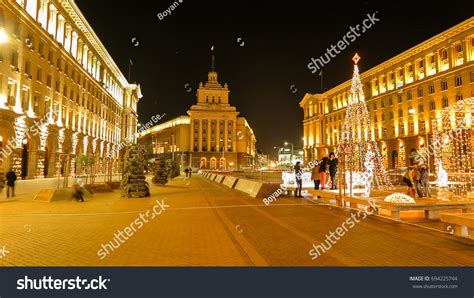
[300,17,474,169]
[139,50,256,170]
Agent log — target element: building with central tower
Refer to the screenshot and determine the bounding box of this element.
[139,49,256,170]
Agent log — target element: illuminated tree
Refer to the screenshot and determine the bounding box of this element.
[338,54,392,196]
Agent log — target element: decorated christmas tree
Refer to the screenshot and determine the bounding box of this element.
[121,145,150,198]
[338,54,392,197]
[152,155,168,185]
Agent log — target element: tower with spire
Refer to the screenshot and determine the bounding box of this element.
[186,46,256,170]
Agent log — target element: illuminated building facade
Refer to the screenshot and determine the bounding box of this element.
[139,53,256,171]
[0,0,141,178]
[300,17,474,169]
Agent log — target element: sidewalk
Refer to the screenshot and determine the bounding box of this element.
[0,175,473,266]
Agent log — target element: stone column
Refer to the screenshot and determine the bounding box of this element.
[207,121,211,151]
[27,150,37,179]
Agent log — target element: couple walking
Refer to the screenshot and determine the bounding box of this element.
[311,152,338,190]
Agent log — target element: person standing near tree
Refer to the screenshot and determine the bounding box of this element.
[0,171,5,196]
[419,164,431,198]
[6,168,17,198]
[294,161,303,198]
[311,160,320,190]
[319,156,329,190]
[328,152,338,190]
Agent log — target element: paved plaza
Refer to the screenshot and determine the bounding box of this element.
[0,175,473,266]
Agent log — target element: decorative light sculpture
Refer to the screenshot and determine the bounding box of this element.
[385,193,416,204]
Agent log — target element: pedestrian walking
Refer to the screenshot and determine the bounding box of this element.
[419,164,431,197]
[184,167,189,177]
[311,160,320,190]
[0,171,5,196]
[328,152,338,190]
[188,167,192,177]
[319,156,329,190]
[6,168,17,198]
[72,182,85,202]
[294,161,303,198]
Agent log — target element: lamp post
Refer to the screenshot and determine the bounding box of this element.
[284,142,293,164]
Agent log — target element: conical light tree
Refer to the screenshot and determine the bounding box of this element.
[338,54,392,197]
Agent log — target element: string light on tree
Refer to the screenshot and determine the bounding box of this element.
[431,97,473,200]
[338,54,393,197]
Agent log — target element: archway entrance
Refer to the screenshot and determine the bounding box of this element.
[391,150,398,169]
[200,157,207,169]
[219,157,226,170]
[210,157,217,170]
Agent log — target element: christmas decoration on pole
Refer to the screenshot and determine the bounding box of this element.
[121,144,150,198]
[152,154,168,185]
[338,54,392,197]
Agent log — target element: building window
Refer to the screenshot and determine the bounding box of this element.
[418,104,424,113]
[381,113,385,121]
[374,115,378,123]
[373,102,377,110]
[46,74,52,87]
[456,93,463,101]
[454,76,462,87]
[36,67,42,82]
[441,49,448,60]
[381,99,385,108]
[442,97,448,108]
[389,112,394,120]
[388,97,393,106]
[429,100,435,110]
[398,109,403,118]
[441,80,448,91]
[420,121,425,132]
[417,88,423,97]
[407,92,412,100]
[397,94,402,103]
[409,122,414,133]
[428,84,435,94]
[38,42,44,57]
[11,51,19,68]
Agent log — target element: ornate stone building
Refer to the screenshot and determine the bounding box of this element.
[0,0,141,179]
[300,17,473,170]
[139,51,256,171]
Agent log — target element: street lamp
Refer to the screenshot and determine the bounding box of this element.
[0,28,8,44]
[284,142,294,164]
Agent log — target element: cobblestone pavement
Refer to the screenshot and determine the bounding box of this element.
[0,175,473,266]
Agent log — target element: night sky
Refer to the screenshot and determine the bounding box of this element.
[76,0,472,157]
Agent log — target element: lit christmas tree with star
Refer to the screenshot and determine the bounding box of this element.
[338,54,392,197]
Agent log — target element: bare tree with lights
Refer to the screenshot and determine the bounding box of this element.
[338,54,392,197]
